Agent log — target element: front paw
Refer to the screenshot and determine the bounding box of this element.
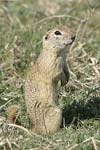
[60,74,68,86]
[61,68,70,86]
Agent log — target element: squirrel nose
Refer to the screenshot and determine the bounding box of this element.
[71,36,76,42]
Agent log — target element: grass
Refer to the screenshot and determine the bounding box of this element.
[0,0,100,149]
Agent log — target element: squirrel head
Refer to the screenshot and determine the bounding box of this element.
[43,26,75,52]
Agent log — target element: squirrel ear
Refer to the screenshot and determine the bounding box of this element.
[44,33,49,40]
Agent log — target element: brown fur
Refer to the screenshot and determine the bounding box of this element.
[24,26,75,134]
[7,105,21,123]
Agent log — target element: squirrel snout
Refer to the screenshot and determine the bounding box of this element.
[71,36,76,42]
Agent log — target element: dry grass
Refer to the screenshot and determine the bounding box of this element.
[0,0,100,149]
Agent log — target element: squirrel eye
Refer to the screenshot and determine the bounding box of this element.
[54,31,62,35]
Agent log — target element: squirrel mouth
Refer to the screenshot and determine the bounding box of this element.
[64,36,76,46]
[70,36,76,45]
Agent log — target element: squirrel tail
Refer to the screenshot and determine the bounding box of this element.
[7,105,21,123]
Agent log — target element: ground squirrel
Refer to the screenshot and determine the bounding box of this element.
[24,26,75,134]
[7,27,75,134]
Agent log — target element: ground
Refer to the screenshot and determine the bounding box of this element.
[0,0,100,149]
